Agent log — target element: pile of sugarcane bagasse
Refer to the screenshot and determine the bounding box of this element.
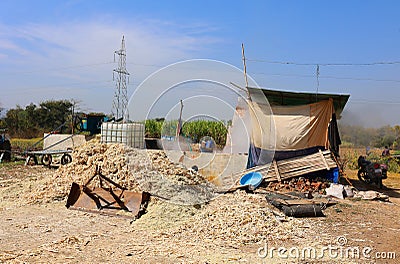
[24,137,306,248]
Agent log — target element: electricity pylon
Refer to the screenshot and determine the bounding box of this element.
[112,36,130,121]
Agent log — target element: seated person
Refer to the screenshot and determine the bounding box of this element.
[382,146,390,156]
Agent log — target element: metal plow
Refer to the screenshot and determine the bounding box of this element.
[66,166,149,219]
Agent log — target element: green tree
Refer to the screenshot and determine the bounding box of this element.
[4,106,24,137]
[1,100,73,138]
[339,123,398,149]
[36,100,73,133]
[393,125,400,150]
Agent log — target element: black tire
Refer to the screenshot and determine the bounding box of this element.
[377,177,383,189]
[358,170,371,184]
[61,153,72,165]
[357,170,363,181]
[358,170,366,182]
[41,154,52,167]
[25,155,38,166]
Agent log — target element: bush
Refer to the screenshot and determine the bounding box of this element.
[340,147,400,173]
[383,156,400,173]
[341,148,363,170]
[145,120,163,138]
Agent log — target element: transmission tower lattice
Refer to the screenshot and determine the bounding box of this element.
[112,36,130,121]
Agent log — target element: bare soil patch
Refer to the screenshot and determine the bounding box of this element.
[0,158,399,263]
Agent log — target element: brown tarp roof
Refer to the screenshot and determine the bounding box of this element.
[247,87,350,118]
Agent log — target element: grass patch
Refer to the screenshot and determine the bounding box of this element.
[11,138,43,151]
[335,202,353,208]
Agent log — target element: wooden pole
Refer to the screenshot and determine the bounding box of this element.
[241,43,249,88]
[176,100,184,138]
[241,43,251,100]
[71,101,75,135]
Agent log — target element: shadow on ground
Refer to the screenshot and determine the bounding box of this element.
[347,177,400,199]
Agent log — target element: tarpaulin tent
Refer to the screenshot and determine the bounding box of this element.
[225,87,349,168]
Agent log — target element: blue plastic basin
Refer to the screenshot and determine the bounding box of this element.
[240,171,263,189]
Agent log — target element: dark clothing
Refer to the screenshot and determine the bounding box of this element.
[382,147,390,156]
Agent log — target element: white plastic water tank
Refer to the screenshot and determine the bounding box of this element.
[101,122,145,148]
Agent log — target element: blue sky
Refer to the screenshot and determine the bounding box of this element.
[1,0,400,127]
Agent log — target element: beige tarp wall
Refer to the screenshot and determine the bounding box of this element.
[250,99,334,151]
[223,97,252,154]
[43,134,86,151]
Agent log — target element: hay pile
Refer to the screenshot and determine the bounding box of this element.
[26,138,209,203]
[145,151,207,185]
[127,148,215,205]
[16,139,307,250]
[158,190,305,246]
[57,139,139,190]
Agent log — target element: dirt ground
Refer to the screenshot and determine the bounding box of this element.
[0,163,399,263]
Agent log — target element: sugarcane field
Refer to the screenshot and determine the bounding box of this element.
[2,2,400,264]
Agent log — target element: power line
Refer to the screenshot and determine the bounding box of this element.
[251,72,400,83]
[1,61,177,77]
[350,99,400,105]
[126,62,165,68]
[0,81,115,97]
[246,59,400,66]
[0,61,115,76]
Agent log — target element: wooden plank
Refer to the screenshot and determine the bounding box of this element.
[273,159,281,182]
[278,157,323,168]
[233,150,338,184]
[319,149,330,170]
[274,198,289,205]
[284,199,337,206]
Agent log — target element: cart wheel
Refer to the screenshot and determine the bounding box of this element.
[377,177,383,189]
[25,155,38,166]
[41,154,52,167]
[61,153,72,165]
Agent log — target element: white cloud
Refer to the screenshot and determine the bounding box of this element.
[0,18,222,113]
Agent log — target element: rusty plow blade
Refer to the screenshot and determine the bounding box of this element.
[66,167,149,219]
